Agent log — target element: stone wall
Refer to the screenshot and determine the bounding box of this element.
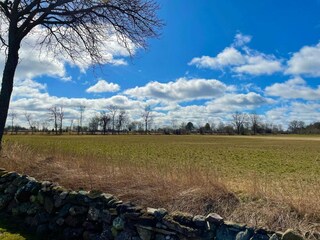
[0,169,307,240]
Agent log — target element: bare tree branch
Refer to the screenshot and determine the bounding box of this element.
[0,0,162,148]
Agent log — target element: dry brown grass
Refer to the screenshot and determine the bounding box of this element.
[0,141,319,237]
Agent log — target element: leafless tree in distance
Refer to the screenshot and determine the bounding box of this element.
[48,106,59,134]
[0,0,162,149]
[142,105,153,133]
[107,105,118,134]
[58,106,64,134]
[250,112,260,135]
[100,111,111,135]
[232,111,248,135]
[117,110,127,133]
[8,111,17,134]
[78,105,86,134]
[24,112,34,134]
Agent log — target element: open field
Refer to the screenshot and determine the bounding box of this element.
[1,135,320,235]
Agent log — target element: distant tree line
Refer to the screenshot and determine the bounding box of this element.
[4,108,320,135]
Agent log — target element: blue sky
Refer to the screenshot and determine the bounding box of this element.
[1,0,320,129]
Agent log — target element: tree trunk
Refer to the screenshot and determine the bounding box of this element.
[0,44,20,150]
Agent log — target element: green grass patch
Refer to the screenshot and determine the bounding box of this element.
[4,134,320,183]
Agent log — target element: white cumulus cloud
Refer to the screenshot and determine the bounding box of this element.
[265,77,320,100]
[286,43,320,77]
[124,78,236,102]
[189,47,245,70]
[189,33,283,76]
[86,80,120,93]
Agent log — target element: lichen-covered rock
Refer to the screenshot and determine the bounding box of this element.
[270,233,279,240]
[44,196,54,213]
[147,208,168,221]
[225,221,246,232]
[170,211,194,228]
[15,181,41,202]
[88,206,101,221]
[137,226,153,240]
[250,233,269,240]
[236,229,254,240]
[37,192,44,205]
[113,216,125,231]
[162,215,199,238]
[0,172,20,184]
[281,229,304,240]
[54,191,68,208]
[216,224,239,240]
[192,215,207,228]
[206,213,224,225]
[4,184,18,195]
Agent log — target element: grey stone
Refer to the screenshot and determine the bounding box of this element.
[18,202,33,214]
[4,184,18,195]
[58,203,72,217]
[113,217,125,231]
[37,192,44,204]
[44,197,54,213]
[0,172,20,183]
[115,230,136,240]
[162,215,198,238]
[206,213,224,225]
[281,229,304,240]
[151,208,168,220]
[216,224,238,240]
[137,226,153,240]
[250,233,269,240]
[270,234,279,240]
[88,206,101,221]
[236,229,254,240]
[41,181,53,192]
[192,215,207,228]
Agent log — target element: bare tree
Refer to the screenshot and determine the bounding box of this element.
[88,115,100,134]
[41,120,49,132]
[69,119,74,133]
[48,106,59,134]
[58,106,64,134]
[249,112,260,135]
[8,111,16,134]
[232,111,247,135]
[142,105,153,133]
[0,0,162,148]
[24,112,34,134]
[100,111,110,135]
[117,110,127,133]
[78,105,86,134]
[107,105,118,134]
